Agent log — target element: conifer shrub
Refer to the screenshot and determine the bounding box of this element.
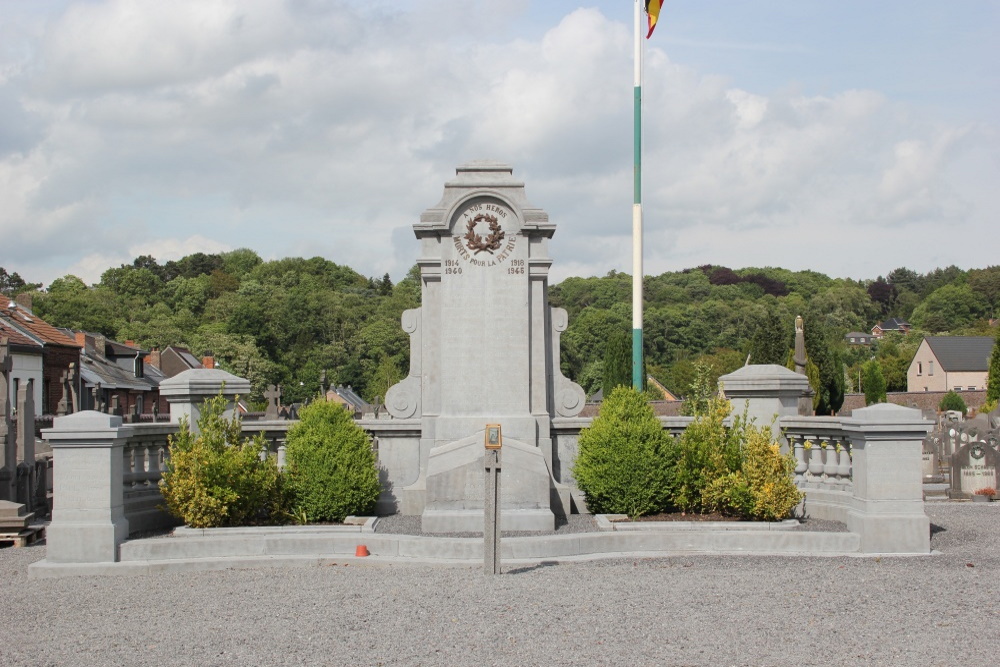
[572,385,672,518]
[160,394,288,528]
[284,400,381,523]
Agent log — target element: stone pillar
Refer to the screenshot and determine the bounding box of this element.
[843,403,933,554]
[15,380,36,509]
[42,412,132,563]
[158,368,251,434]
[0,337,14,501]
[719,364,812,431]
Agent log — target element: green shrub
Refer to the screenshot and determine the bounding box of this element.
[670,396,742,512]
[939,390,967,415]
[572,385,672,518]
[284,400,381,523]
[160,394,288,528]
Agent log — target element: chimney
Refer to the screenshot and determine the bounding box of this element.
[125,340,136,347]
[147,347,161,370]
[14,293,33,313]
[94,334,107,356]
[74,332,98,354]
[202,355,215,369]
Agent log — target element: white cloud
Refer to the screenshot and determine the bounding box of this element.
[0,1,995,290]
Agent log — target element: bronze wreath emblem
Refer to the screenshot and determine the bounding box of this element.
[464,214,505,255]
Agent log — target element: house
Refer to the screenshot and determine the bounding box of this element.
[70,332,169,417]
[146,345,213,378]
[1,298,81,415]
[871,318,911,338]
[845,331,875,346]
[907,336,994,393]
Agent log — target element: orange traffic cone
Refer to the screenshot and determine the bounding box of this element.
[355,544,370,557]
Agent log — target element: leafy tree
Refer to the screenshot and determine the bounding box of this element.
[284,400,381,522]
[572,386,673,518]
[968,266,1000,320]
[862,359,887,405]
[910,284,987,332]
[0,267,40,297]
[986,332,1000,406]
[938,391,967,415]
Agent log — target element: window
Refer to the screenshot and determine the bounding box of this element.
[954,387,962,391]
[917,362,923,375]
[968,386,976,391]
[928,361,934,376]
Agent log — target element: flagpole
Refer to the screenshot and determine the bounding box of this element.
[632,0,644,391]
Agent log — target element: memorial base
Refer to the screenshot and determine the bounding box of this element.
[421,509,554,534]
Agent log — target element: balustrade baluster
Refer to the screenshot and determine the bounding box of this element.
[277,444,286,471]
[792,436,807,486]
[822,436,838,486]
[838,441,853,491]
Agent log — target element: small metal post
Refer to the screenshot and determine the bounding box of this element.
[484,424,502,575]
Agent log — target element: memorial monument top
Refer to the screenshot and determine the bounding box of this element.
[383,161,584,530]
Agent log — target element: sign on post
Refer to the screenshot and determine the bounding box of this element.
[484,424,502,574]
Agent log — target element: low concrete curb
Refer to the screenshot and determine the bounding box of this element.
[28,526,873,578]
[595,515,800,532]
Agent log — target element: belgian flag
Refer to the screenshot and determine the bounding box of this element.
[645,0,662,39]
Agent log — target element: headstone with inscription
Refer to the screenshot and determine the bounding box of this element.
[950,440,999,498]
[384,161,585,532]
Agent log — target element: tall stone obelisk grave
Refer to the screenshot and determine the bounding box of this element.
[383,161,585,532]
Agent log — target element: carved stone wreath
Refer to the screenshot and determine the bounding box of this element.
[464,214,505,255]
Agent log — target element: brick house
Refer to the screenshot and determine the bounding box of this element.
[71,332,170,417]
[1,299,81,415]
[871,318,911,339]
[907,336,994,393]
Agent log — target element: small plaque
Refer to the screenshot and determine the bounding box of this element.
[485,424,502,449]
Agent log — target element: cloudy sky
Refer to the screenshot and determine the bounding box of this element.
[1,0,997,287]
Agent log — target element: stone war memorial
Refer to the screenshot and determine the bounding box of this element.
[373,160,586,532]
[27,162,943,577]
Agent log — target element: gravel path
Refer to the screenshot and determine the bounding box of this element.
[1,502,997,666]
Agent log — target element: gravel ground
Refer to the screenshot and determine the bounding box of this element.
[0,502,996,666]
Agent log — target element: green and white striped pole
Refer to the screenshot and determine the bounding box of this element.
[632,0,644,391]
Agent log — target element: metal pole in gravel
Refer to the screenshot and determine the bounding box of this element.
[484,425,502,574]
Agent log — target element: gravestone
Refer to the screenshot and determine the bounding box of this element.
[385,161,585,532]
[0,337,14,501]
[950,440,999,498]
[264,385,281,420]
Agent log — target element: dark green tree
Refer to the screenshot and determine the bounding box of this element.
[747,309,789,365]
[601,330,632,395]
[862,359,887,405]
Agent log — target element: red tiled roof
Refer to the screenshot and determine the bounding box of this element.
[0,303,80,348]
[0,317,42,349]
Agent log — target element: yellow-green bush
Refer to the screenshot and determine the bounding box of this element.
[160,394,288,528]
[702,422,802,521]
[670,396,742,512]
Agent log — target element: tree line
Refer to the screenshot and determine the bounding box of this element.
[3,256,998,411]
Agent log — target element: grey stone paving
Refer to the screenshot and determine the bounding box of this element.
[1,503,997,666]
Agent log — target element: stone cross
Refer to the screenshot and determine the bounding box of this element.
[92,383,104,413]
[68,362,79,413]
[0,337,13,501]
[264,384,281,420]
[56,369,70,416]
[16,380,34,467]
[319,370,327,397]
